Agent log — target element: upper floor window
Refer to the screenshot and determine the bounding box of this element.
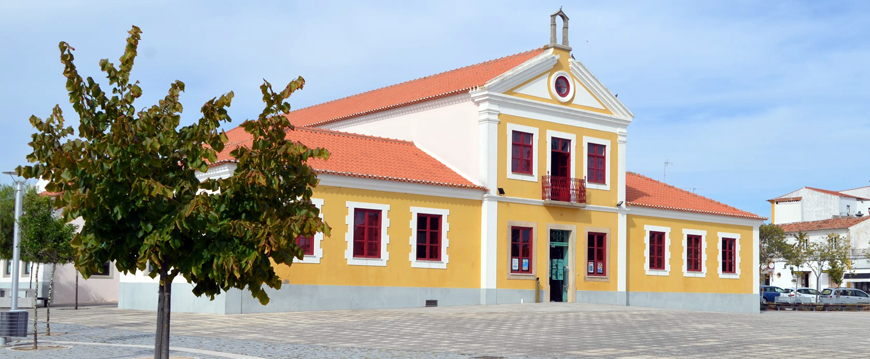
[415,214,442,261]
[649,231,666,270]
[554,76,571,97]
[296,236,314,256]
[721,237,736,274]
[511,131,533,175]
[686,235,702,272]
[587,143,606,184]
[345,201,391,266]
[353,209,381,258]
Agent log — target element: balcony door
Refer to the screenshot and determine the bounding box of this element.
[550,137,571,201]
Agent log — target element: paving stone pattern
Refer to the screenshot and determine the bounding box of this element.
[3,303,870,358]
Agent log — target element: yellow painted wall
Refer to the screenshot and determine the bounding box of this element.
[505,48,613,115]
[627,215,755,294]
[498,114,619,208]
[497,201,619,293]
[274,185,482,289]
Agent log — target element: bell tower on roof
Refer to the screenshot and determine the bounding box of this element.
[547,8,572,51]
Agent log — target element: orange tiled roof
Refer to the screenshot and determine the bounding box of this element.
[626,172,765,220]
[284,48,546,128]
[779,216,870,233]
[214,126,484,191]
[806,187,868,200]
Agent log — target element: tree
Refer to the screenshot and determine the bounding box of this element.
[19,26,329,359]
[18,190,76,344]
[1,184,17,260]
[783,231,851,302]
[759,223,789,282]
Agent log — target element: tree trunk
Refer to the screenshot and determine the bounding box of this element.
[161,282,172,359]
[154,270,173,359]
[75,270,79,310]
[154,278,165,359]
[47,263,55,336]
[32,264,39,349]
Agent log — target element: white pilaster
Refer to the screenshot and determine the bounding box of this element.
[475,93,501,305]
[753,225,760,293]
[616,128,628,303]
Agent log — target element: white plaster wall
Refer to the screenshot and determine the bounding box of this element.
[319,94,481,185]
[49,262,119,305]
[841,186,870,199]
[774,201,802,224]
[799,189,839,222]
[840,197,858,216]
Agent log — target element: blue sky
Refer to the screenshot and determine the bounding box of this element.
[1,1,868,219]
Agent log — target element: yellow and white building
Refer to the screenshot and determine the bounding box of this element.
[118,10,765,314]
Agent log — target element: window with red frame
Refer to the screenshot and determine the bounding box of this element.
[554,76,570,97]
[649,231,665,270]
[510,227,533,274]
[587,143,606,184]
[353,209,381,258]
[511,131,533,174]
[687,234,702,272]
[587,232,606,276]
[296,236,314,256]
[416,214,442,261]
[721,237,736,273]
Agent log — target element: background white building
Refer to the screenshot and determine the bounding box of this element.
[768,186,870,292]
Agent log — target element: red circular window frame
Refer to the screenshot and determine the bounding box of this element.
[554,76,570,97]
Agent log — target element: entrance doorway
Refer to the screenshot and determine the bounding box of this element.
[549,229,570,302]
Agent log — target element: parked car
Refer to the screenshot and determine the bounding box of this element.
[760,285,784,304]
[780,287,821,303]
[819,288,870,304]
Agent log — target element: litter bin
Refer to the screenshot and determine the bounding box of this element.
[0,310,29,337]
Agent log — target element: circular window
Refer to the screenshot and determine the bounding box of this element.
[554,76,570,97]
[549,71,575,103]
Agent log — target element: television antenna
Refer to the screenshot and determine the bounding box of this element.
[663,160,673,182]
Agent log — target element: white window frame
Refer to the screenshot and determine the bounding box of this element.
[549,70,576,103]
[297,198,325,264]
[644,225,671,276]
[409,207,450,269]
[682,229,708,278]
[546,130,577,180]
[506,123,539,182]
[345,201,390,266]
[717,232,741,279]
[582,136,611,191]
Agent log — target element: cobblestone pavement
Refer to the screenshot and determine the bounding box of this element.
[3,303,870,358]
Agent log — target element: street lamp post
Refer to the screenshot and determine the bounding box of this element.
[1,172,24,346]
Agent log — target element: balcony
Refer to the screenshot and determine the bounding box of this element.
[542,175,587,207]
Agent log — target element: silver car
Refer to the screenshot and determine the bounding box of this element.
[819,288,870,304]
[781,287,821,303]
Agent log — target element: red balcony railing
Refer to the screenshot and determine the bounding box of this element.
[542,175,587,205]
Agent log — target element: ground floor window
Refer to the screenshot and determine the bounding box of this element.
[721,237,735,274]
[353,209,382,258]
[511,226,533,274]
[686,235,702,272]
[587,232,606,276]
[296,236,314,256]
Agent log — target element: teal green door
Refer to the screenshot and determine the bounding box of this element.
[549,230,570,302]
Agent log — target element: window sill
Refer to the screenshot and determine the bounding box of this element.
[507,172,538,182]
[296,255,322,264]
[347,257,388,267]
[719,273,739,279]
[645,269,669,276]
[507,273,536,280]
[584,275,609,282]
[684,271,706,278]
[587,182,610,191]
[411,260,447,269]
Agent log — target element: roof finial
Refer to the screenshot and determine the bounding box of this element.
[548,8,571,51]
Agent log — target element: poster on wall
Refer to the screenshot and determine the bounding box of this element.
[522,259,529,271]
[512,258,519,271]
[597,262,604,274]
[588,261,594,274]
